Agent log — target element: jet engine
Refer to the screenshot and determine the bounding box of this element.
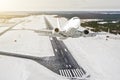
[83,30,89,35]
[54,28,59,32]
[52,28,60,34]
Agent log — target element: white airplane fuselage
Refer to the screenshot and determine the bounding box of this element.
[63,17,80,37]
[57,17,85,38]
[62,17,80,31]
[35,17,96,40]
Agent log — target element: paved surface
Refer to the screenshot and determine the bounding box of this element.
[38,17,87,78]
[49,37,87,78]
[0,17,88,79]
[0,37,87,79]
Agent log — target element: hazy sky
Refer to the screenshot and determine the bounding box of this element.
[0,0,120,11]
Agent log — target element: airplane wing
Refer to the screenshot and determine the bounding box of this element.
[83,32,106,37]
[34,29,53,36]
[84,33,97,37]
[44,17,53,30]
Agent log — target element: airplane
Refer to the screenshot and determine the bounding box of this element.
[34,17,97,40]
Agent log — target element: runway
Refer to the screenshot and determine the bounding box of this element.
[0,16,88,79]
[41,17,87,78]
[50,37,87,78]
[0,37,87,78]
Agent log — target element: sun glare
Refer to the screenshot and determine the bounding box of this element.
[0,0,13,11]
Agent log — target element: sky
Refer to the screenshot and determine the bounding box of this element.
[0,0,120,11]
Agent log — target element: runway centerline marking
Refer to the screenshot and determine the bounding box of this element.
[55,49,57,52]
[64,49,68,52]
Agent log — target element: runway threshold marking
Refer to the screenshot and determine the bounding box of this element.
[50,37,87,78]
[59,69,85,78]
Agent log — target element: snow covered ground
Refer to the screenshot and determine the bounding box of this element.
[0,15,54,57]
[0,15,120,80]
[64,36,120,80]
[0,15,63,80]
